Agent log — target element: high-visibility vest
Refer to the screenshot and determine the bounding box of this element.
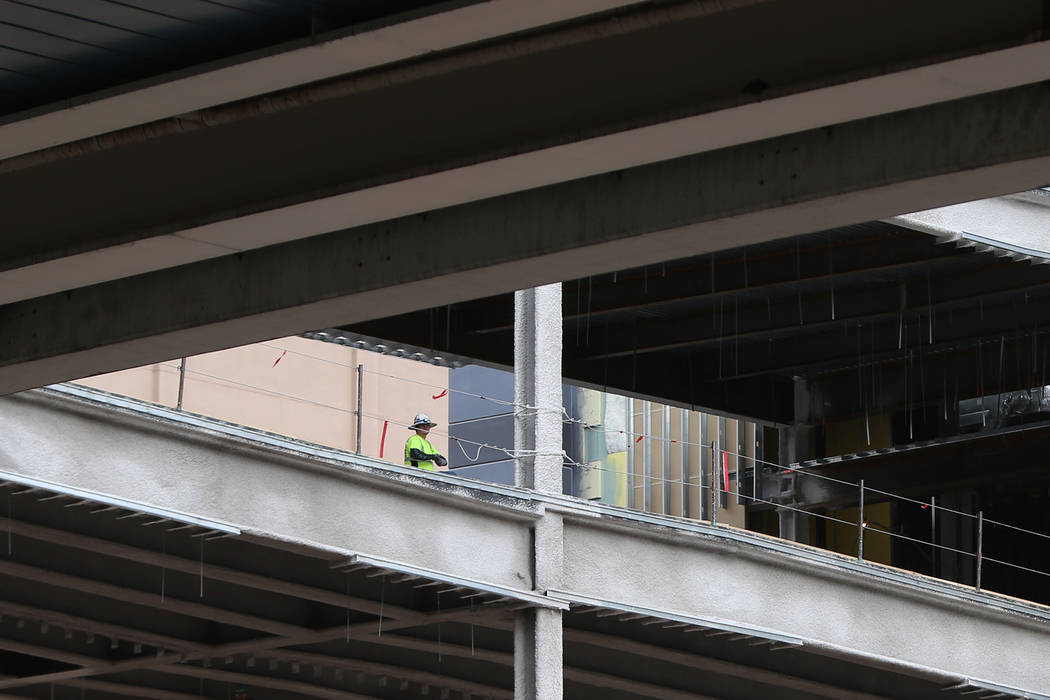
[405,433,438,471]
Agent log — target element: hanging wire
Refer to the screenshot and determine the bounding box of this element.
[454,440,486,462]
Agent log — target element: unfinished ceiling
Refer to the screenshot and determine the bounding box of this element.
[340,222,1050,425]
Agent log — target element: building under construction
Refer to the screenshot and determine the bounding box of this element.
[337,192,1050,609]
[4,0,1050,696]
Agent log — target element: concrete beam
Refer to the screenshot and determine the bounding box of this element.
[891,190,1050,260]
[225,647,513,700]
[0,609,490,693]
[0,558,314,638]
[0,0,645,161]
[6,387,1050,695]
[5,517,406,618]
[0,637,100,669]
[562,628,888,700]
[8,82,1050,393]
[5,4,1050,307]
[0,390,536,589]
[0,598,208,655]
[158,665,377,700]
[559,517,1050,693]
[64,679,207,700]
[563,667,719,700]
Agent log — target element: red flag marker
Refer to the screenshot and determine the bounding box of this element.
[432,389,448,400]
[379,420,389,459]
[271,350,287,367]
[722,450,730,493]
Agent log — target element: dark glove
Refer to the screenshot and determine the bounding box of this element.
[434,455,448,467]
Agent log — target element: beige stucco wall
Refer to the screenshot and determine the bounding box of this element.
[74,336,448,464]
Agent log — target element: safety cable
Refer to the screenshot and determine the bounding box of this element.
[141,359,1050,556]
[981,555,1050,579]
[196,341,1050,538]
[152,363,1050,542]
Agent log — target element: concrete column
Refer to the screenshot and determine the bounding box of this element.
[513,284,564,700]
[514,283,564,493]
[776,507,797,541]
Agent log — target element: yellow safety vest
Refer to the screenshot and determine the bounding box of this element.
[405,433,438,471]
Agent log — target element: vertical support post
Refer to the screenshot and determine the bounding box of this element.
[753,428,761,506]
[681,410,690,518]
[700,414,709,521]
[626,398,635,509]
[858,479,865,562]
[736,420,747,506]
[717,417,727,509]
[176,358,187,411]
[513,284,564,700]
[355,364,364,455]
[710,441,718,527]
[662,405,671,514]
[976,510,984,591]
[642,401,652,512]
[930,496,937,578]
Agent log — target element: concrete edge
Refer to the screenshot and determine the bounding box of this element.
[549,500,1050,630]
[27,383,1050,631]
[25,384,543,523]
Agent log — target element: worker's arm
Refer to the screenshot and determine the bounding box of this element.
[409,448,447,465]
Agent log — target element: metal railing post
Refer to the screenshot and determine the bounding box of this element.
[176,358,187,411]
[976,510,984,591]
[355,364,364,455]
[626,398,635,509]
[753,432,759,506]
[662,406,671,514]
[642,401,652,513]
[681,409,690,518]
[710,441,718,527]
[857,479,865,562]
[930,496,937,577]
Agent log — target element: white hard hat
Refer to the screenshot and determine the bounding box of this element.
[410,413,437,429]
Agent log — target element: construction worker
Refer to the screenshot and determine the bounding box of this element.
[405,413,448,471]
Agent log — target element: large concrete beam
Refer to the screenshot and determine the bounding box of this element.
[559,516,1050,694]
[4,1,1050,306]
[891,189,1050,259]
[6,386,1050,696]
[0,0,646,161]
[7,83,1050,393]
[0,388,538,589]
